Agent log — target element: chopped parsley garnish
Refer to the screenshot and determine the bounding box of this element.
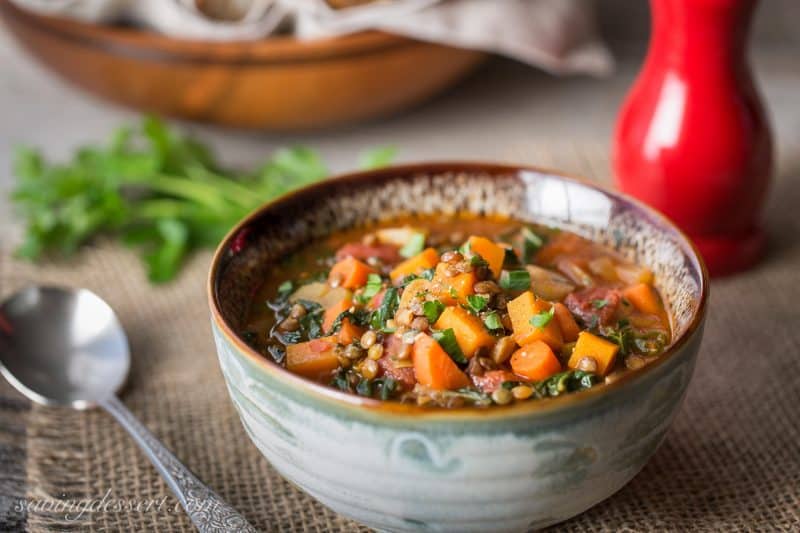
[432,328,467,364]
[362,273,383,299]
[499,269,531,291]
[483,311,503,331]
[592,299,609,309]
[422,299,445,323]
[530,306,555,329]
[420,268,435,281]
[370,287,399,332]
[466,294,489,313]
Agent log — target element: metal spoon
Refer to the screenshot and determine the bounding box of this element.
[0,286,257,533]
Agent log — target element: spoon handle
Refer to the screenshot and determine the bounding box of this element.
[101,396,258,533]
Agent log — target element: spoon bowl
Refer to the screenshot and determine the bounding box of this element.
[0,286,129,409]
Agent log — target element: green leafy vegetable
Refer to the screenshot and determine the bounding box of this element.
[370,287,399,332]
[399,232,426,258]
[330,308,372,333]
[423,299,445,323]
[466,294,489,314]
[592,299,609,309]
[483,311,503,331]
[431,328,467,364]
[361,273,383,300]
[10,116,396,283]
[530,306,555,329]
[499,270,531,291]
[521,227,545,263]
[419,268,435,281]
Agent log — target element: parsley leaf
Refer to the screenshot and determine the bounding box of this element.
[10,116,396,283]
[362,273,383,300]
[530,306,555,329]
[432,328,467,364]
[466,294,489,313]
[422,300,445,323]
[592,299,609,309]
[499,270,531,291]
[483,311,503,331]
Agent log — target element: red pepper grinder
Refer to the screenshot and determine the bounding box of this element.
[613,0,772,276]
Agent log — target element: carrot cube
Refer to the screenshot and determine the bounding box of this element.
[413,333,470,390]
[467,236,505,278]
[554,302,581,342]
[329,257,375,290]
[623,283,663,316]
[322,297,352,333]
[389,248,439,283]
[510,340,562,381]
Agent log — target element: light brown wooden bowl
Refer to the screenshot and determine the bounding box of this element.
[0,1,486,130]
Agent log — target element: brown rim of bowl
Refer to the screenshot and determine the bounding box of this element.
[208,162,709,421]
[0,1,420,66]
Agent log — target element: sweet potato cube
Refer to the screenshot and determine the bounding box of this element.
[286,336,340,379]
[507,291,563,350]
[329,257,375,289]
[413,333,470,390]
[554,303,581,342]
[623,283,663,316]
[389,248,439,283]
[568,331,619,376]
[434,306,495,358]
[467,236,505,278]
[431,263,476,305]
[322,297,352,333]
[338,319,364,345]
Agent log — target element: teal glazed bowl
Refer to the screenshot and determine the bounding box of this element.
[208,163,708,532]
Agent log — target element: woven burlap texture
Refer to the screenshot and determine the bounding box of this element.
[1,168,799,531]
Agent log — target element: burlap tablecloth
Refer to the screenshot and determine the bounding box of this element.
[1,159,799,532]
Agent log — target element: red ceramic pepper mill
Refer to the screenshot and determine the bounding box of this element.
[613,0,772,276]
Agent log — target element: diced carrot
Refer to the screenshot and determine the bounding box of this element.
[286,336,340,379]
[329,257,375,290]
[623,283,663,316]
[510,341,562,381]
[553,303,580,343]
[338,319,364,345]
[413,333,470,390]
[431,263,476,305]
[567,331,619,376]
[322,297,351,333]
[399,278,430,309]
[389,248,439,283]
[434,306,495,358]
[507,291,563,350]
[467,236,505,278]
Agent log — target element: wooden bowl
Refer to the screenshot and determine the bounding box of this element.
[0,1,486,130]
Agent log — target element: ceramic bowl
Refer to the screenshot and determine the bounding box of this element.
[207,163,708,532]
[0,2,485,130]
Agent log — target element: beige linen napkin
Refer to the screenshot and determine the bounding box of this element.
[11,0,612,75]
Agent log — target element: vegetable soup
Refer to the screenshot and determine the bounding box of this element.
[242,215,671,407]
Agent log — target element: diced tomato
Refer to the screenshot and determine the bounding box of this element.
[472,370,519,394]
[335,243,401,264]
[564,287,621,327]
